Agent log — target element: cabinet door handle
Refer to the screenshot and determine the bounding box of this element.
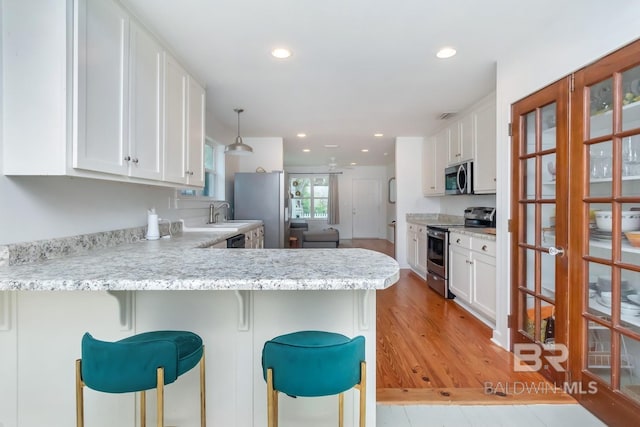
[456,238,461,244]
[124,156,131,161]
[482,245,488,251]
[132,158,139,164]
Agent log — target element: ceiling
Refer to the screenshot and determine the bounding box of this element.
[121,0,575,168]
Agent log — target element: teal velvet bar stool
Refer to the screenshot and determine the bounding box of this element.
[75,331,206,427]
[262,330,366,427]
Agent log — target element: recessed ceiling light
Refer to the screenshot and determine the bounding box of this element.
[374,133,384,137]
[350,162,357,166]
[384,152,388,156]
[297,133,306,138]
[436,47,457,59]
[271,48,292,59]
[302,148,311,152]
[324,144,339,148]
[361,149,369,153]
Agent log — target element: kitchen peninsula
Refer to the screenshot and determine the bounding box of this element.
[0,226,399,427]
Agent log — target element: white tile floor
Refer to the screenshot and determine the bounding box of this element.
[376,404,607,426]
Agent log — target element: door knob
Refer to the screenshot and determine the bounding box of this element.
[548,246,565,257]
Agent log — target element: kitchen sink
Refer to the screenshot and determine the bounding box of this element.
[181,221,253,233]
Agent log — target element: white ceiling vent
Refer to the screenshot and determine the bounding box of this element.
[438,112,457,120]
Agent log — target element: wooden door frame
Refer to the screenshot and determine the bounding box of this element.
[568,38,640,426]
[510,77,570,385]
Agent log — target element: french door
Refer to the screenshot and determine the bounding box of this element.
[570,40,640,425]
[510,78,570,385]
[512,39,640,425]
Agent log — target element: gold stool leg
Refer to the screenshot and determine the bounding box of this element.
[273,389,278,427]
[338,392,344,427]
[359,361,366,427]
[157,367,164,427]
[267,368,275,427]
[141,390,146,427]
[200,347,207,427]
[75,360,84,427]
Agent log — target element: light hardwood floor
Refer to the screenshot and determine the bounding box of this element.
[341,239,575,405]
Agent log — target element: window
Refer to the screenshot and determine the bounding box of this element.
[179,138,222,197]
[202,141,216,196]
[289,175,328,219]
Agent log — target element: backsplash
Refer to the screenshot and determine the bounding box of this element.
[0,221,182,267]
[406,213,464,224]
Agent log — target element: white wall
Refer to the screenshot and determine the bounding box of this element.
[236,137,284,173]
[394,137,440,268]
[440,194,496,215]
[285,165,391,240]
[386,162,396,243]
[493,2,640,348]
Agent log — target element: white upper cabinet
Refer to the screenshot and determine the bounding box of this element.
[186,77,206,187]
[423,129,448,196]
[74,0,129,175]
[447,114,473,165]
[163,54,188,184]
[427,92,497,195]
[473,94,497,194]
[128,21,164,180]
[163,57,205,186]
[2,0,204,189]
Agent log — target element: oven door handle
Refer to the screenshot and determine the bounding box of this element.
[427,229,445,239]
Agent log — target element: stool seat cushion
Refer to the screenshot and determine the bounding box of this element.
[81,331,203,393]
[262,330,365,397]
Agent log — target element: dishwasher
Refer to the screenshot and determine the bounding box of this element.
[226,234,246,248]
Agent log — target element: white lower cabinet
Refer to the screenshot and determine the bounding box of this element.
[406,223,418,271]
[470,250,497,320]
[244,225,265,249]
[449,242,473,303]
[407,222,427,278]
[449,231,496,324]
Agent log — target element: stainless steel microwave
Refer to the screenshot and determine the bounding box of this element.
[445,161,473,195]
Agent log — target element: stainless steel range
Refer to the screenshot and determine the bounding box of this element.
[426,207,496,298]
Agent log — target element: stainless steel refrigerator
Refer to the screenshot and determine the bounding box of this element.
[233,172,289,248]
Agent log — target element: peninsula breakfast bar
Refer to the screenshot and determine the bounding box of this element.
[0,228,399,427]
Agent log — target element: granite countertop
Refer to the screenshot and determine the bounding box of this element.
[0,229,399,291]
[451,228,497,241]
[405,213,464,227]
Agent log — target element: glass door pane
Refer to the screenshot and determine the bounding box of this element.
[511,78,569,385]
[575,48,640,404]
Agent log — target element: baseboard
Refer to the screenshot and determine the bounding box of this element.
[377,387,577,405]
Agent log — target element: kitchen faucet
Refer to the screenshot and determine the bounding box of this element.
[208,201,231,224]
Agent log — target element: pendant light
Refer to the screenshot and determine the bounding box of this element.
[225,108,253,155]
